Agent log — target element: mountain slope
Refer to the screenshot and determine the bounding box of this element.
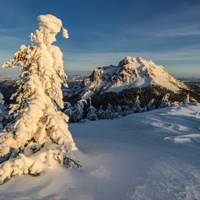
[0,103,200,200]
[81,57,188,99]
[64,57,200,115]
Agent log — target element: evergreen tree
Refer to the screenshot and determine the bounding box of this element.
[112,105,121,118]
[0,15,81,184]
[132,95,143,113]
[97,105,106,119]
[72,100,86,122]
[64,102,72,120]
[122,105,131,116]
[159,93,170,108]
[105,104,114,119]
[0,91,4,129]
[146,99,155,111]
[116,105,122,116]
[184,94,190,104]
[86,98,98,121]
[0,91,4,107]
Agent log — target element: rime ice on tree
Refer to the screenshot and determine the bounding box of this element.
[159,93,171,108]
[132,95,143,113]
[184,94,190,104]
[0,14,81,184]
[72,100,86,122]
[0,91,4,129]
[86,98,98,121]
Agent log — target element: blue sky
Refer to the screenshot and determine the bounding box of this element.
[0,0,200,79]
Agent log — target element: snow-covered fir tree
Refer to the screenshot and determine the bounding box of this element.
[132,95,143,113]
[86,98,98,121]
[97,105,106,120]
[146,99,156,111]
[159,93,171,108]
[64,102,72,119]
[115,105,122,116]
[184,94,190,104]
[0,91,4,107]
[112,105,121,118]
[122,105,131,116]
[72,100,86,122]
[0,15,81,184]
[0,91,4,129]
[105,104,114,119]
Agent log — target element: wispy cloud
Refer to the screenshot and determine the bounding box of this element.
[64,48,200,64]
[124,23,200,39]
[63,48,200,77]
[0,28,26,33]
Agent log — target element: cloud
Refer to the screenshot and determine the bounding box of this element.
[0,28,26,33]
[63,49,200,78]
[64,48,200,65]
[124,23,200,39]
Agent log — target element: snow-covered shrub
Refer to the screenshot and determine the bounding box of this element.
[0,14,81,184]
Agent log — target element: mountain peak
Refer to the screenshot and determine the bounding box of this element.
[80,56,188,99]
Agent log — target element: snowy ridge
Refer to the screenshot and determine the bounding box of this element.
[1,103,200,199]
[81,57,188,99]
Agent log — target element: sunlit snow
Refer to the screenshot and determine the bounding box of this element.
[0,103,200,200]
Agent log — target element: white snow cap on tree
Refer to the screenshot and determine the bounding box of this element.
[38,14,69,38]
[33,14,69,46]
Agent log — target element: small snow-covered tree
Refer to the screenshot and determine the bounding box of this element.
[64,102,72,119]
[122,105,131,116]
[115,105,122,116]
[184,94,190,104]
[159,93,170,108]
[146,99,155,111]
[132,95,143,113]
[86,98,98,121]
[0,91,4,129]
[105,103,114,119]
[112,105,121,118]
[0,91,4,107]
[97,105,106,119]
[0,15,81,184]
[72,100,86,122]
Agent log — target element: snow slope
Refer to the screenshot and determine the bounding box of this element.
[81,57,188,99]
[0,103,200,200]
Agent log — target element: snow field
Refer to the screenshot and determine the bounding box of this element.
[0,103,200,199]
